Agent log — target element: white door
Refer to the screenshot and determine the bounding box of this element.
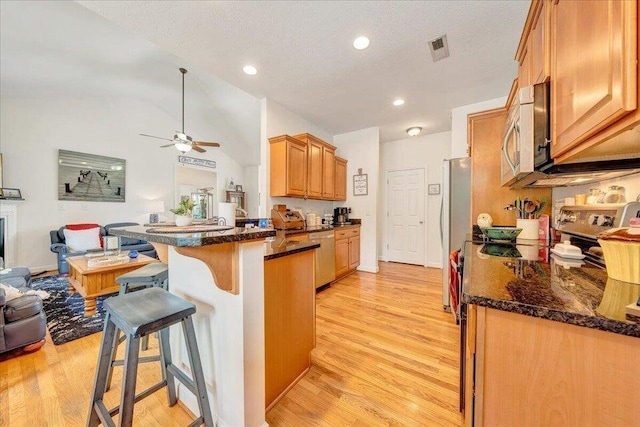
[387,169,425,265]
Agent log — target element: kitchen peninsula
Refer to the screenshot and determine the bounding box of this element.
[109,224,319,427]
[461,239,639,426]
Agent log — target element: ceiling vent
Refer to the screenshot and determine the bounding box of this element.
[429,34,450,62]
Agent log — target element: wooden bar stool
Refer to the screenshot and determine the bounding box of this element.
[104,263,169,391]
[87,287,213,427]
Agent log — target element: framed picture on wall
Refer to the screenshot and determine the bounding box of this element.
[57,149,126,202]
[353,174,368,196]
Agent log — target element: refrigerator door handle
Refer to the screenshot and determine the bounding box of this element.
[439,196,444,243]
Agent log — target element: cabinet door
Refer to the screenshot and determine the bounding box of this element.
[335,238,350,277]
[307,140,323,199]
[322,147,336,200]
[348,235,360,269]
[518,38,532,88]
[287,139,308,196]
[531,0,548,84]
[334,157,347,201]
[551,0,638,157]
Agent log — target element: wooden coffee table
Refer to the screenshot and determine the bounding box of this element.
[66,253,157,317]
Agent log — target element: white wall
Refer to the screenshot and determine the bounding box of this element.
[1,96,248,271]
[260,99,338,218]
[379,131,452,268]
[450,96,507,158]
[333,127,380,273]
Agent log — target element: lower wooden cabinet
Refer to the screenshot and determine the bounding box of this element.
[464,305,640,426]
[335,226,360,279]
[264,249,315,411]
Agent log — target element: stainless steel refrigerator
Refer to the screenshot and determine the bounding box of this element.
[440,157,471,311]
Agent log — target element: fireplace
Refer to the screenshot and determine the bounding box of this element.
[0,202,19,267]
[0,217,4,263]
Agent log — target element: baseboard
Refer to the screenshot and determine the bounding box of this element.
[357,263,379,273]
[29,265,57,274]
[426,261,443,269]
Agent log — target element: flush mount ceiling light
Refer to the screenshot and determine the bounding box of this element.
[406,127,422,136]
[353,36,370,50]
[243,65,257,75]
[393,99,405,106]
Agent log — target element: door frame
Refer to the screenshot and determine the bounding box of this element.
[385,167,428,266]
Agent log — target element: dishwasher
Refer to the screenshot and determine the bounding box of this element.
[309,230,335,288]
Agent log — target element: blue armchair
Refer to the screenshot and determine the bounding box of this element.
[49,222,157,274]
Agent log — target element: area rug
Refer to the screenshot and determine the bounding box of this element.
[31,275,114,345]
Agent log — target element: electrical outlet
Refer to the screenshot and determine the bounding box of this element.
[58,204,65,211]
[81,204,88,211]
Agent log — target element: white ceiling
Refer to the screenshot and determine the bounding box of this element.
[0,1,262,165]
[78,0,529,142]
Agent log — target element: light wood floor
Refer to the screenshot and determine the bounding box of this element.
[0,262,462,426]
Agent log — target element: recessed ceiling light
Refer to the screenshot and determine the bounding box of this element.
[353,36,370,50]
[243,65,257,75]
[406,127,422,137]
[393,99,405,106]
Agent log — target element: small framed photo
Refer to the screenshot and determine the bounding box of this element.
[0,188,22,199]
[235,184,243,192]
[428,184,440,195]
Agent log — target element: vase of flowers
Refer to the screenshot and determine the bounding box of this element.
[171,198,195,227]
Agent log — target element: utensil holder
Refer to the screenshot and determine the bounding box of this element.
[516,218,540,240]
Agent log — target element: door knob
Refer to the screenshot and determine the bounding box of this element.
[419,220,424,224]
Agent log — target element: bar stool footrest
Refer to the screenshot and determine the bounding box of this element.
[106,380,169,417]
[167,364,197,394]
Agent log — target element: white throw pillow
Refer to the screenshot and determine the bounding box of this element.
[63,227,102,252]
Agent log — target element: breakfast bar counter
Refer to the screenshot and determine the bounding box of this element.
[108,224,278,427]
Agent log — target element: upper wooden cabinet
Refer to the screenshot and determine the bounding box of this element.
[550,0,639,161]
[517,0,550,87]
[270,133,346,201]
[269,135,307,197]
[334,156,347,201]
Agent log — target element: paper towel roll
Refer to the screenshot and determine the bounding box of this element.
[219,202,236,227]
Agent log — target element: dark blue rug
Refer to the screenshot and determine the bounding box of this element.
[31,275,115,345]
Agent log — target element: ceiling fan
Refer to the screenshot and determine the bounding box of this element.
[140,67,221,154]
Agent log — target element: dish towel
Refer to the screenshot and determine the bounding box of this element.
[449,250,460,323]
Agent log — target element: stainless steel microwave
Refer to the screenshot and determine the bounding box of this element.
[501,82,640,188]
[500,82,550,187]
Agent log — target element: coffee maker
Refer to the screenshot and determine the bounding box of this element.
[333,207,351,225]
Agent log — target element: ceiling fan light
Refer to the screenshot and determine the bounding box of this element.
[175,142,192,153]
[406,127,422,136]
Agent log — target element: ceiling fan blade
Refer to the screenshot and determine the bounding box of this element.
[192,145,206,153]
[159,143,175,148]
[193,141,221,147]
[140,133,173,142]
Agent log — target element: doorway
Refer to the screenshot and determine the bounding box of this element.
[387,168,426,265]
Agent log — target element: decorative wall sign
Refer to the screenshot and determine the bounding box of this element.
[178,155,216,169]
[353,172,368,196]
[58,150,126,202]
[0,188,22,199]
[428,183,441,195]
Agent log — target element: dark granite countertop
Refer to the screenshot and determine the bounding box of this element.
[108,225,275,247]
[264,238,320,261]
[462,240,639,338]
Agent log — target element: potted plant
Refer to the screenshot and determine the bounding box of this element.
[171,198,195,226]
